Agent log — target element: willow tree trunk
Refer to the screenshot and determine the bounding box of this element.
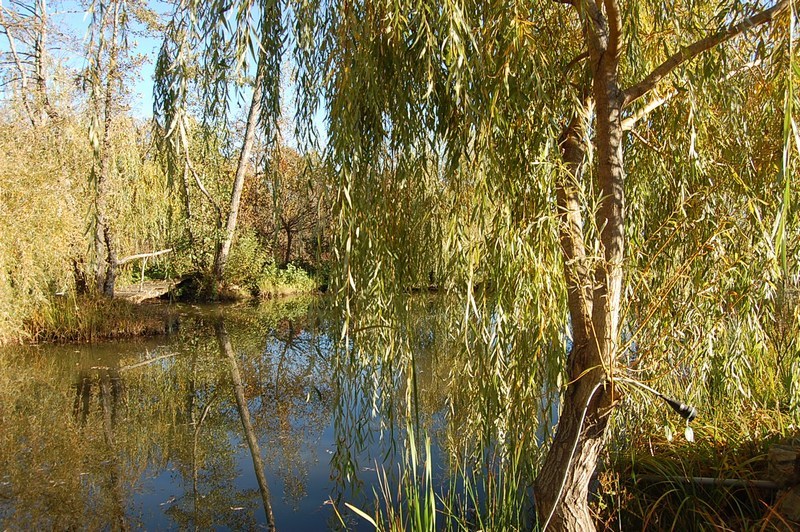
[213,55,265,287]
[535,113,612,531]
[534,112,623,529]
[93,0,121,298]
[534,2,625,529]
[532,1,786,528]
[33,0,58,123]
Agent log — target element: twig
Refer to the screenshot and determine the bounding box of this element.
[0,0,36,125]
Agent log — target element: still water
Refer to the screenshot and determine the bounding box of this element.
[0,297,457,530]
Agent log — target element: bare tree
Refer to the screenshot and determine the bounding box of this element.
[0,0,59,126]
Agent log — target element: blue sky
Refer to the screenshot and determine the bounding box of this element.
[2,0,327,147]
[52,0,169,119]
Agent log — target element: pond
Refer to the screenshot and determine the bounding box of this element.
[0,296,469,530]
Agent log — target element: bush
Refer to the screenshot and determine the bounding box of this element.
[255,262,317,298]
[223,229,318,298]
[225,229,272,290]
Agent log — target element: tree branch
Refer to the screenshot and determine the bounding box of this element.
[623,0,788,107]
[116,248,173,266]
[0,0,36,126]
[622,59,763,130]
[119,352,178,372]
[621,89,676,130]
[564,51,590,75]
[179,118,223,219]
[603,0,622,62]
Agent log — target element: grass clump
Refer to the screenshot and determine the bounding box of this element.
[600,400,799,530]
[22,295,173,344]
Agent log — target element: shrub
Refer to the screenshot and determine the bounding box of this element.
[255,262,317,298]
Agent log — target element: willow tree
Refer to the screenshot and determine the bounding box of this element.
[157,0,796,528]
[305,1,794,529]
[85,0,145,296]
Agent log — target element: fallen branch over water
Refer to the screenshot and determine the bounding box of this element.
[120,352,177,372]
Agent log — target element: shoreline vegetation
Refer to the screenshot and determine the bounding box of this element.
[10,272,447,346]
[6,266,324,346]
[0,115,334,345]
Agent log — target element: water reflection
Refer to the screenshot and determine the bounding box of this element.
[1,297,456,530]
[73,364,124,427]
[216,319,276,530]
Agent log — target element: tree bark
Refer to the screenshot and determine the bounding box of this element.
[213,54,266,286]
[555,113,593,346]
[534,2,623,529]
[93,0,122,297]
[534,344,610,531]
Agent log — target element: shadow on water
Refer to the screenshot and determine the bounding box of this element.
[0,296,472,530]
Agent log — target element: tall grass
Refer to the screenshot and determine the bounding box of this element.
[340,429,438,531]
[23,295,173,343]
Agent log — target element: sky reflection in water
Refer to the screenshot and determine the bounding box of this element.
[0,297,452,530]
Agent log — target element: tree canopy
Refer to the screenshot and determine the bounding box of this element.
[187,0,793,527]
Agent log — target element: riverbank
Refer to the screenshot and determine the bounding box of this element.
[6,274,322,346]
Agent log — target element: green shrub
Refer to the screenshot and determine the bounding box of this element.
[255,262,317,298]
[225,229,272,289]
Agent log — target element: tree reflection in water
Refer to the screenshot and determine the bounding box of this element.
[215,318,276,530]
[0,296,463,529]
